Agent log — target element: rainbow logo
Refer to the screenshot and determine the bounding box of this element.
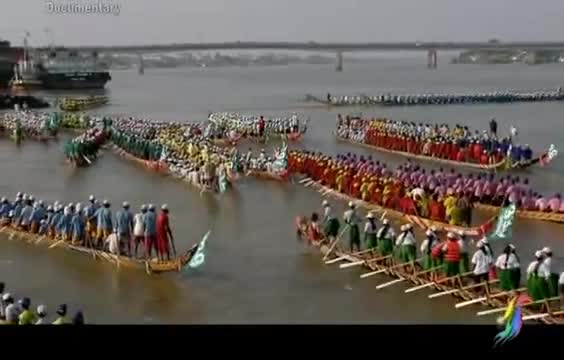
[493,295,525,347]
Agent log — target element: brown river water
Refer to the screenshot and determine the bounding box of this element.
[1,57,564,324]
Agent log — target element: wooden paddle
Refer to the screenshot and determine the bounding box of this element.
[476,296,561,317]
[455,287,527,309]
[322,225,348,261]
[404,271,473,293]
[428,279,500,299]
[362,257,421,278]
[522,309,564,322]
[325,248,376,265]
[375,265,442,290]
[340,254,392,269]
[48,240,64,249]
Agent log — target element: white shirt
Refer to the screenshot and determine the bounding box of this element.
[323,206,332,220]
[526,260,550,279]
[105,233,119,255]
[543,257,552,274]
[458,239,467,254]
[420,238,433,254]
[559,272,564,285]
[377,226,395,240]
[472,249,492,275]
[495,253,520,270]
[396,231,416,246]
[364,220,377,234]
[133,213,145,237]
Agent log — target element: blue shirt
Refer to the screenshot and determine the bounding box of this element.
[0,203,9,217]
[71,214,85,238]
[57,213,72,234]
[95,207,113,231]
[19,205,33,225]
[13,203,23,219]
[143,211,156,236]
[30,207,46,224]
[50,211,62,228]
[116,210,133,235]
[85,203,97,221]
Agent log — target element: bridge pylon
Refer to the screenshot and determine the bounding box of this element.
[427,49,438,69]
[336,51,343,72]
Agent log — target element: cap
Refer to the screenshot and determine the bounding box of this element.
[425,230,433,236]
[37,305,47,316]
[2,293,12,301]
[122,201,129,208]
[430,226,437,232]
[148,204,155,210]
[89,195,95,201]
[542,247,551,254]
[103,199,109,205]
[140,204,147,211]
[382,219,389,225]
[19,297,30,307]
[348,201,354,208]
[322,200,329,206]
[535,250,543,258]
[447,232,456,239]
[366,212,374,219]
[509,244,516,250]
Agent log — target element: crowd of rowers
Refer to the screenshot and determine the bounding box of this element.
[323,88,564,106]
[0,193,176,261]
[336,116,536,166]
[288,151,564,224]
[0,283,83,325]
[0,111,59,141]
[302,200,564,303]
[207,112,306,139]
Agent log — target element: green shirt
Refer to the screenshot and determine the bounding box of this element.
[18,310,36,325]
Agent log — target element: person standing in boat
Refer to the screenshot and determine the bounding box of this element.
[156,204,175,260]
[363,212,378,250]
[442,232,461,278]
[95,200,113,249]
[132,205,147,258]
[541,247,559,298]
[322,200,339,244]
[489,118,498,139]
[397,223,416,265]
[526,251,550,301]
[420,229,438,270]
[116,202,134,256]
[70,203,85,245]
[343,202,361,252]
[144,204,158,260]
[306,213,322,245]
[377,218,395,257]
[457,231,470,273]
[495,244,521,291]
[471,240,492,290]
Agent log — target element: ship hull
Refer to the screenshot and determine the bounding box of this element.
[38,72,111,90]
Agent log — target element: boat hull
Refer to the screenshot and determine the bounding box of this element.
[0,223,198,275]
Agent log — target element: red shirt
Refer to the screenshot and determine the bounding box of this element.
[156,211,169,235]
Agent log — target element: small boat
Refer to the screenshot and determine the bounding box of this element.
[0,224,198,275]
[59,96,109,112]
[335,135,543,172]
[296,220,564,324]
[300,177,492,236]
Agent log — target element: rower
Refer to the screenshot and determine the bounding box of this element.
[71,203,85,245]
[363,212,378,250]
[396,223,416,265]
[18,297,36,325]
[343,202,361,252]
[35,305,47,325]
[376,218,395,257]
[105,229,120,255]
[542,247,559,297]
[307,213,322,245]
[495,244,521,291]
[526,250,549,302]
[443,232,461,278]
[156,204,174,260]
[116,202,134,256]
[52,304,70,325]
[322,200,339,243]
[457,231,470,273]
[471,240,492,291]
[3,294,18,324]
[420,229,437,270]
[95,200,113,248]
[144,204,158,260]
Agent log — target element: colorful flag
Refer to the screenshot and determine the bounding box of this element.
[489,203,517,240]
[493,293,528,348]
[186,230,210,270]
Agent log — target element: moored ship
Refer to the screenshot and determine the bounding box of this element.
[0,39,23,87]
[36,50,111,90]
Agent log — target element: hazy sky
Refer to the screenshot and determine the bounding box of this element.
[2,0,564,46]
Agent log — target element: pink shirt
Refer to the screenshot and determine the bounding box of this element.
[548,198,561,212]
[536,198,548,211]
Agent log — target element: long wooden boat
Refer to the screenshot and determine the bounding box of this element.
[473,203,564,224]
[246,169,289,182]
[59,96,109,112]
[297,221,563,324]
[111,144,226,195]
[0,224,198,275]
[335,135,541,171]
[300,177,491,236]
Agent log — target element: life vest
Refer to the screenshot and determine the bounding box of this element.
[444,240,461,262]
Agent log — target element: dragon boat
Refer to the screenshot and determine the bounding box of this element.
[0,223,199,275]
[299,177,494,236]
[335,135,555,172]
[296,220,564,324]
[59,96,109,112]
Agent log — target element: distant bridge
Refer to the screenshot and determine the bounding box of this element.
[34,41,564,72]
[35,41,564,53]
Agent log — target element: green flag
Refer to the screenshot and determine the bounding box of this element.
[490,203,517,240]
[186,230,210,270]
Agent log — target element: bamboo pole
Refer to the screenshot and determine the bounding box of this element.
[428,279,500,299]
[455,287,527,309]
[404,271,473,293]
[476,296,560,317]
